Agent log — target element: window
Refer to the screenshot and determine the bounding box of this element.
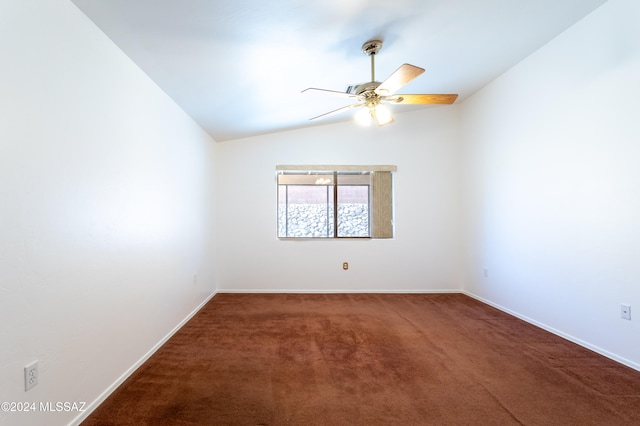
[277,165,395,239]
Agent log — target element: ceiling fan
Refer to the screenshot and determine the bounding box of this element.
[302,40,458,126]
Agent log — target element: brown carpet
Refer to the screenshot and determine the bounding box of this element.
[82,293,640,425]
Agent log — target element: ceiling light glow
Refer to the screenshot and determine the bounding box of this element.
[355,107,372,126]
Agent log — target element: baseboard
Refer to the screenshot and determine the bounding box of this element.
[70,291,218,425]
[217,289,461,294]
[462,290,640,372]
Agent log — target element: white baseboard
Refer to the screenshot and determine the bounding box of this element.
[217,288,461,294]
[70,291,218,426]
[462,290,640,372]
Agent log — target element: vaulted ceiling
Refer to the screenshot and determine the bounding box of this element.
[71,0,606,141]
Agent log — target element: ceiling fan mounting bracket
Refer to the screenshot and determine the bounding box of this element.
[361,40,383,56]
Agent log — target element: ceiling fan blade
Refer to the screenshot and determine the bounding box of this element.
[302,88,361,99]
[309,103,362,121]
[387,94,459,104]
[375,64,425,96]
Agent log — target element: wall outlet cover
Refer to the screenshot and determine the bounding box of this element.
[621,304,631,320]
[24,361,38,391]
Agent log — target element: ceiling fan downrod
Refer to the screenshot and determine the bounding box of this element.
[361,40,382,82]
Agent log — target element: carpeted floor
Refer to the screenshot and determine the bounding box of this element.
[82,293,640,425]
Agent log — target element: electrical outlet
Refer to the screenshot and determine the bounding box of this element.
[621,304,631,320]
[342,262,349,270]
[24,361,38,391]
[193,273,198,285]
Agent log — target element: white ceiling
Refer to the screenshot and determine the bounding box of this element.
[71,0,606,142]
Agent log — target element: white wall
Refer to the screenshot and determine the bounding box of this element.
[215,107,462,292]
[461,0,640,369]
[0,2,217,425]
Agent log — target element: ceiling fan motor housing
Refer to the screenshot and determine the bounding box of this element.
[345,81,381,96]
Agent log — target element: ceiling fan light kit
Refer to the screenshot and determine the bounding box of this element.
[303,39,458,127]
[355,103,394,127]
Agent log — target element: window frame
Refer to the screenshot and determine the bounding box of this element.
[276,165,396,240]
